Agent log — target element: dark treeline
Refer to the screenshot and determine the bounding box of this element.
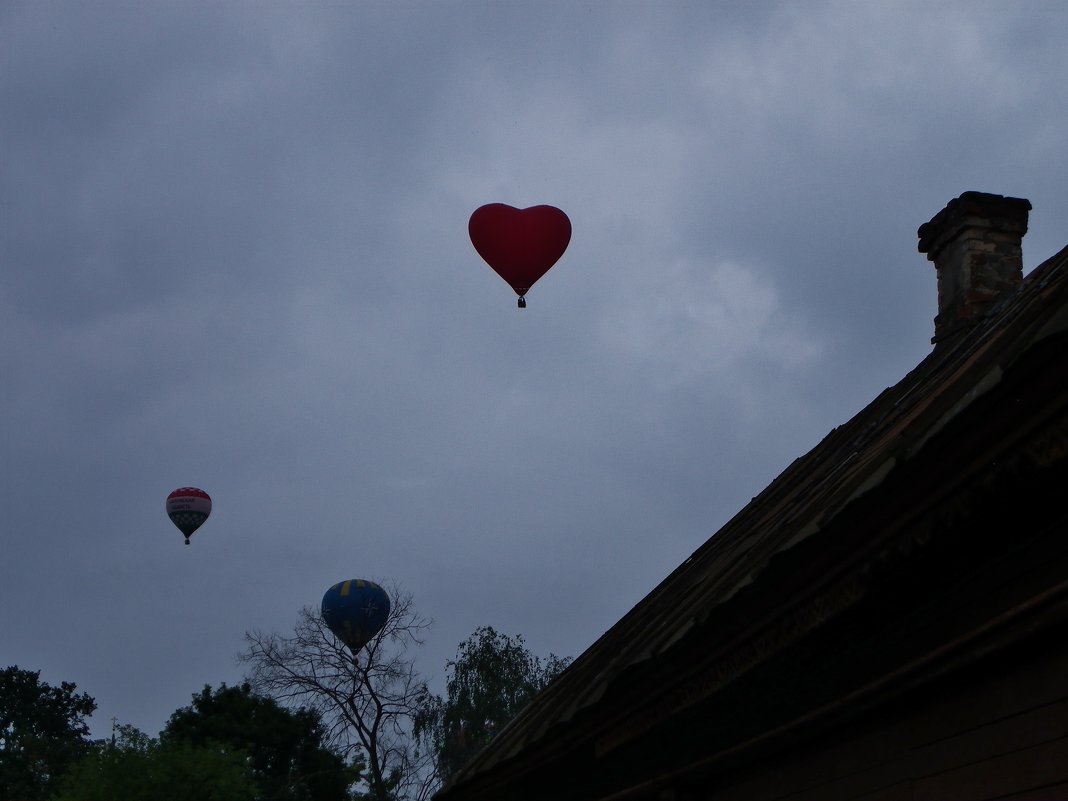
[1,585,569,801]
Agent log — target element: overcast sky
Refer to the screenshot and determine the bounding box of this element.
[3,0,1067,739]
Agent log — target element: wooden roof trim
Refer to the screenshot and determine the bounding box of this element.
[440,244,1068,795]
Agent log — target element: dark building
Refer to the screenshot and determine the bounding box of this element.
[436,192,1068,801]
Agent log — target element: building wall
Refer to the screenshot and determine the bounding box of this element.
[696,627,1068,801]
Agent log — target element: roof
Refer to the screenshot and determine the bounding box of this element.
[438,242,1068,800]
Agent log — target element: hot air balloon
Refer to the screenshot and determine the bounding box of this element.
[469,203,571,307]
[321,579,390,655]
[166,487,211,545]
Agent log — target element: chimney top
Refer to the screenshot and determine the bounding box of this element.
[917,191,1031,345]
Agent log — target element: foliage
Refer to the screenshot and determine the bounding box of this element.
[0,665,96,800]
[240,582,434,801]
[414,627,571,788]
[163,683,360,801]
[51,723,256,801]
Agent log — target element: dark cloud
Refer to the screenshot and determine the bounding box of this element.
[2,0,1066,737]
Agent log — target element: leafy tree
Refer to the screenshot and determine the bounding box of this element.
[0,666,96,800]
[51,723,256,801]
[163,683,360,801]
[240,582,434,801]
[414,627,571,788]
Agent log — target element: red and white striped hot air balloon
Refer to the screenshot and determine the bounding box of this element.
[166,487,211,545]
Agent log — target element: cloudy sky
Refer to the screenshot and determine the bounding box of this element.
[3,0,1067,739]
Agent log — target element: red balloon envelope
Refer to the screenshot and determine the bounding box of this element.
[469,204,571,307]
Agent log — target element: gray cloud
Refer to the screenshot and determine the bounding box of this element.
[2,0,1066,736]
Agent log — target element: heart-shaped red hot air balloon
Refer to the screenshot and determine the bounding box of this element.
[469,204,571,307]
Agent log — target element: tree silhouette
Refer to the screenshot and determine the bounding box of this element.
[0,666,96,800]
[240,582,434,801]
[414,627,570,789]
[163,683,360,800]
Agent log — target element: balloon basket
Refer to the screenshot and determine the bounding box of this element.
[518,296,526,308]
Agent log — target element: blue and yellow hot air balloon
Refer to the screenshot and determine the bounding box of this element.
[321,579,390,654]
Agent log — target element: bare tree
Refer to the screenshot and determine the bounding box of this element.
[239,581,436,801]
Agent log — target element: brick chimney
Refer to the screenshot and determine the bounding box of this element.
[917,191,1031,344]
